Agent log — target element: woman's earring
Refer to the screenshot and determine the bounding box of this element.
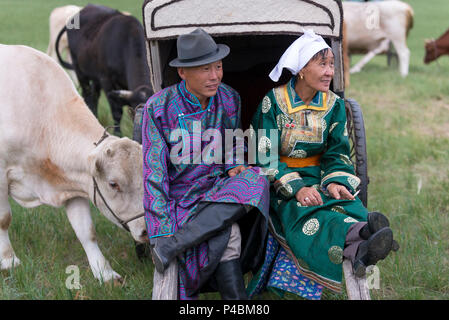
[299,74,304,80]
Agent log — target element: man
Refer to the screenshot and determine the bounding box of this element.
[142,28,270,300]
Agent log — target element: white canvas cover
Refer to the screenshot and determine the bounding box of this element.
[143,0,343,40]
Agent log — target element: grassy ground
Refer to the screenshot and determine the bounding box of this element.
[345,0,449,299]
[1,0,449,300]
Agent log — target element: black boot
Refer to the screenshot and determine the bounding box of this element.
[214,259,248,300]
[353,227,393,277]
[359,211,390,239]
[359,212,399,252]
[150,203,247,273]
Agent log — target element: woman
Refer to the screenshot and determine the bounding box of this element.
[247,30,398,298]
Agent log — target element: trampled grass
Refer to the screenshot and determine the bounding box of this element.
[1,0,449,300]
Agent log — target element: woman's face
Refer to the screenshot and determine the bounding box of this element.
[300,50,335,92]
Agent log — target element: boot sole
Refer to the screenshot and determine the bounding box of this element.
[366,227,393,265]
[368,211,390,234]
[352,227,393,277]
[368,212,399,252]
[149,245,168,273]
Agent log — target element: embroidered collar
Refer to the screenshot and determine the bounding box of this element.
[178,80,214,114]
[284,77,328,114]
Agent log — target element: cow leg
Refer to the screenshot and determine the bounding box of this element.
[65,197,122,283]
[0,169,20,270]
[390,39,410,78]
[350,39,390,74]
[100,79,123,136]
[86,81,101,116]
[78,76,101,116]
[109,102,123,136]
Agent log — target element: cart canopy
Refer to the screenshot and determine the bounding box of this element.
[143,0,343,40]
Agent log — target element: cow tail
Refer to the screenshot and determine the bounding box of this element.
[55,26,74,70]
[405,5,414,37]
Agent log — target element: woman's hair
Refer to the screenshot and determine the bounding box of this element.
[309,47,333,63]
[300,48,333,72]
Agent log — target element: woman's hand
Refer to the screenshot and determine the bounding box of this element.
[228,165,253,177]
[295,187,323,206]
[326,183,355,200]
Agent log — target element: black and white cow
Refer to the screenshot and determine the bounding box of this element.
[56,4,153,135]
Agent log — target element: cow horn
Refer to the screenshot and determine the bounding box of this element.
[111,90,133,99]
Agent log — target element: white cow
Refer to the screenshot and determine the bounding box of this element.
[0,44,148,283]
[46,5,81,86]
[343,0,414,77]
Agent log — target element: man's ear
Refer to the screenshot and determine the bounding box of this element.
[177,67,186,80]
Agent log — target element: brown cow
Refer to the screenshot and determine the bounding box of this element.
[424,28,449,64]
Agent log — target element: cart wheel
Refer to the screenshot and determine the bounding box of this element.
[345,98,369,207]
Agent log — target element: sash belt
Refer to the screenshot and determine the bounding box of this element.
[280,153,322,168]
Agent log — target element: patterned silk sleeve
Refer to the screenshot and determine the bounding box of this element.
[224,90,248,172]
[142,103,175,238]
[251,92,306,200]
[319,99,360,193]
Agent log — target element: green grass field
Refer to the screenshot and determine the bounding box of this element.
[1,0,449,300]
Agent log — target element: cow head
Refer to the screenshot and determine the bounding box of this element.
[87,136,148,243]
[108,85,154,110]
[424,39,439,64]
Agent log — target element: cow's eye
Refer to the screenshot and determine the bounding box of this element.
[109,181,120,191]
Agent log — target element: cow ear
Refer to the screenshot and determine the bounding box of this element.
[87,151,104,177]
[95,159,104,176]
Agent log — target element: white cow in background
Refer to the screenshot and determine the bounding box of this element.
[0,44,148,283]
[343,0,414,77]
[46,5,81,86]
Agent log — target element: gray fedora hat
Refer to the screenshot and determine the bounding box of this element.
[169,28,230,67]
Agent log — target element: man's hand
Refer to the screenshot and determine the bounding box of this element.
[295,187,323,206]
[326,182,355,200]
[228,165,252,177]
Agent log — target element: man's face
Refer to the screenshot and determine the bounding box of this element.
[178,60,223,103]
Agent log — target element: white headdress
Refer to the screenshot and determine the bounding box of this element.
[269,29,331,82]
